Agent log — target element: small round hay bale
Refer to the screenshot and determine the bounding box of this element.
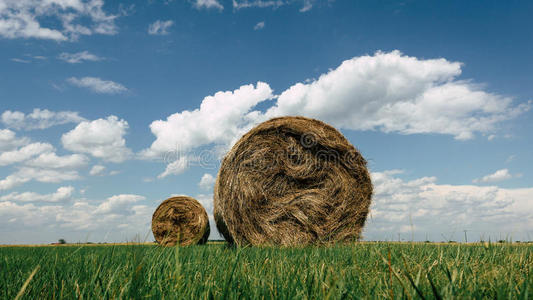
[214,116,373,246]
[152,196,210,246]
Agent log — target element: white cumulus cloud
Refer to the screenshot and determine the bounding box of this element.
[95,194,146,214]
[1,108,85,130]
[0,0,118,41]
[254,21,265,30]
[58,51,104,63]
[199,173,216,191]
[0,193,152,243]
[62,115,132,163]
[10,58,30,63]
[0,142,53,166]
[473,169,515,183]
[364,170,533,241]
[148,20,173,35]
[142,82,273,177]
[25,152,89,169]
[0,133,88,191]
[67,77,128,94]
[232,0,315,11]
[0,186,74,203]
[194,0,224,10]
[158,155,189,178]
[144,82,273,155]
[0,129,29,151]
[300,0,312,12]
[89,165,106,176]
[233,0,285,9]
[0,167,81,191]
[264,50,531,140]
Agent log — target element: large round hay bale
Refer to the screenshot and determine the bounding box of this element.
[214,116,373,246]
[152,196,210,246]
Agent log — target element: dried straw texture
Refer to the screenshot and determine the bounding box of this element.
[214,116,373,246]
[152,196,210,246]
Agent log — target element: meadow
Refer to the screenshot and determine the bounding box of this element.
[0,242,531,299]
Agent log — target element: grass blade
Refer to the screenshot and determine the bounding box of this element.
[402,255,426,300]
[427,271,442,300]
[15,265,40,300]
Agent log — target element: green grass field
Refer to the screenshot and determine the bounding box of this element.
[1,242,531,299]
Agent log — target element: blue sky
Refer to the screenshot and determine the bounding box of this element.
[1,0,532,244]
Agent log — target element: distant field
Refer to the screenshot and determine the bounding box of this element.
[0,242,531,299]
